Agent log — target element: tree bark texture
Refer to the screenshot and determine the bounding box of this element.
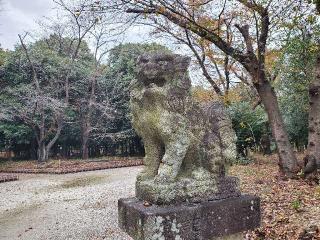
[81,117,90,160]
[304,55,320,175]
[37,141,46,163]
[255,80,298,176]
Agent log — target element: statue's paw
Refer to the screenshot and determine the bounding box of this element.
[154,172,175,184]
[191,168,212,180]
[137,171,155,182]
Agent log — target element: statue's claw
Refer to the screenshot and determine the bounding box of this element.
[154,166,176,183]
[137,171,156,182]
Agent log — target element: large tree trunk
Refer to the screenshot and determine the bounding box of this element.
[304,55,320,175]
[255,80,298,177]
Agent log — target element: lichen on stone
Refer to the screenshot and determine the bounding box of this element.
[130,52,237,204]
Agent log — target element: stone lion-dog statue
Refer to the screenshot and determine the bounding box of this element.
[130,52,239,204]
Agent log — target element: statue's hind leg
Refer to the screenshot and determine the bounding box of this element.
[137,137,163,182]
[206,137,225,176]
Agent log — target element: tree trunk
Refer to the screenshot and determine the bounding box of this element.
[37,141,46,163]
[30,138,37,160]
[82,134,89,159]
[260,134,271,155]
[81,118,90,160]
[45,121,63,160]
[255,80,298,177]
[304,55,320,175]
[37,114,46,164]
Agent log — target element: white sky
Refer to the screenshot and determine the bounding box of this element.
[0,0,206,85]
[0,0,55,49]
[0,0,153,50]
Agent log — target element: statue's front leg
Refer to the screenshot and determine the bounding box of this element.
[207,142,223,175]
[155,135,190,183]
[137,138,162,182]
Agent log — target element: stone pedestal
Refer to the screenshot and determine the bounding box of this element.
[118,195,260,240]
[136,176,241,205]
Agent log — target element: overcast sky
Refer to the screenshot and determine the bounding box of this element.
[0,0,153,50]
[0,0,56,49]
[0,0,206,85]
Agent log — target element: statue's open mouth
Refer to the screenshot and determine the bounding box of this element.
[143,77,166,88]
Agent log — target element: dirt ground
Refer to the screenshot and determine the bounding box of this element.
[0,156,319,240]
[0,167,141,240]
[231,154,320,239]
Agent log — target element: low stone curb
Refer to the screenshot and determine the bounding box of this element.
[0,174,19,183]
[0,160,143,175]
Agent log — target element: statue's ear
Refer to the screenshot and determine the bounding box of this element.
[174,55,191,71]
[135,55,147,76]
[182,56,191,66]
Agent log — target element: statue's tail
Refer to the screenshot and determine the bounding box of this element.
[205,101,237,168]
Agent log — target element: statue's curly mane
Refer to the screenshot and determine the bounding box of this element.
[133,53,192,100]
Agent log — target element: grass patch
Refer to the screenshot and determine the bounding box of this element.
[0,157,143,172]
[0,160,11,169]
[59,175,106,189]
[0,203,42,224]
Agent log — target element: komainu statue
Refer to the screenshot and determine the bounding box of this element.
[118,53,260,240]
[130,53,239,204]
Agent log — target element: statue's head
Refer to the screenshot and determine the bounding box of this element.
[136,53,191,92]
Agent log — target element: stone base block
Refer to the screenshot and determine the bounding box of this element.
[118,195,260,240]
[136,176,241,205]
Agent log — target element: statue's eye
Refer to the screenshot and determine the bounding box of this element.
[140,58,148,63]
[156,58,168,62]
[156,55,173,62]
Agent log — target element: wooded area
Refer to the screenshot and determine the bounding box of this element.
[0,0,320,180]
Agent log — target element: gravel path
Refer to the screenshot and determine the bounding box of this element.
[0,166,142,240]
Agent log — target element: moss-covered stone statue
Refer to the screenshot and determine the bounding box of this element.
[130,53,239,204]
[119,53,261,239]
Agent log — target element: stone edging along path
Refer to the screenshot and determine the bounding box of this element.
[0,174,19,183]
[0,159,143,175]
